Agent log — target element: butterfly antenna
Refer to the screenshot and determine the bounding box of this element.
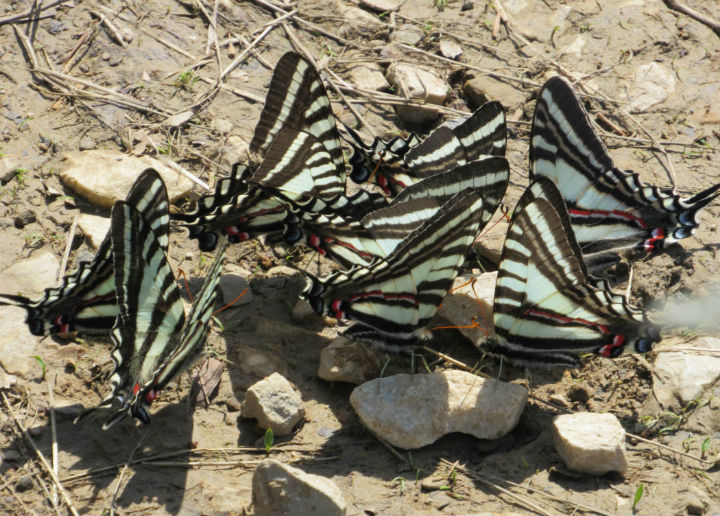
[212,288,248,315]
[176,268,194,302]
[367,150,385,186]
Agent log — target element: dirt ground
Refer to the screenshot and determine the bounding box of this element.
[1,0,720,514]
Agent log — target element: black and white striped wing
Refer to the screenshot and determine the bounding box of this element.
[346,128,420,188]
[249,52,345,175]
[172,164,287,252]
[0,169,169,336]
[491,177,660,368]
[303,191,488,349]
[531,76,720,273]
[90,201,226,429]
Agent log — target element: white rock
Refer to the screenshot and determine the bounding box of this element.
[345,61,389,92]
[628,62,675,113]
[241,372,304,436]
[0,250,59,296]
[552,412,627,475]
[341,6,386,38]
[252,459,347,516]
[219,274,252,307]
[560,34,587,58]
[350,370,527,449]
[212,118,234,134]
[77,213,110,249]
[0,154,20,182]
[0,306,38,379]
[318,336,382,384]
[391,24,423,46]
[220,135,249,170]
[386,64,447,125]
[653,337,720,410]
[437,272,496,346]
[439,39,463,59]
[59,150,193,209]
[358,0,400,12]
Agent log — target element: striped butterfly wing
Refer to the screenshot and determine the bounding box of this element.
[172,164,287,252]
[491,177,660,368]
[346,127,421,189]
[531,76,720,273]
[303,191,488,349]
[89,201,226,429]
[249,51,345,175]
[352,101,507,197]
[0,169,169,336]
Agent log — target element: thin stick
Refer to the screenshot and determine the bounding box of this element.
[57,214,78,282]
[663,0,720,34]
[156,156,211,191]
[2,393,80,516]
[89,10,127,48]
[0,0,70,26]
[48,375,59,509]
[109,428,149,516]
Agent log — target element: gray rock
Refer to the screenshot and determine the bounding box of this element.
[386,63,447,125]
[436,272,496,346]
[653,337,720,410]
[340,6,387,39]
[391,24,423,46]
[629,62,675,113]
[350,370,527,449]
[345,61,389,92]
[77,213,110,249]
[252,459,347,516]
[1,250,59,296]
[439,38,463,59]
[0,306,38,379]
[13,209,36,229]
[0,154,20,182]
[464,76,527,112]
[241,372,304,436]
[78,135,96,150]
[318,336,382,384]
[552,412,627,475]
[219,274,253,307]
[59,150,193,209]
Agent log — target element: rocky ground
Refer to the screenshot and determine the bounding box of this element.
[1,0,720,514]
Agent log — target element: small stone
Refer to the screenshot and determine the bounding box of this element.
[225,396,243,412]
[266,265,299,278]
[687,501,705,516]
[318,336,382,384]
[340,6,387,38]
[391,24,423,46]
[78,135,96,150]
[220,135,249,170]
[219,274,252,307]
[438,39,463,60]
[358,0,400,11]
[252,459,347,516]
[15,476,33,492]
[464,76,527,112]
[345,61,389,92]
[461,0,474,10]
[13,209,36,229]
[386,63,447,125]
[121,28,133,43]
[3,449,21,461]
[350,370,527,449]
[79,63,89,73]
[59,150,193,209]
[0,154,20,181]
[162,110,194,128]
[568,381,592,402]
[77,213,110,249]
[0,371,17,389]
[240,372,304,436]
[652,336,720,410]
[628,62,675,113]
[437,272,496,346]
[552,412,627,475]
[549,393,570,408]
[109,54,123,66]
[212,118,234,135]
[101,52,110,61]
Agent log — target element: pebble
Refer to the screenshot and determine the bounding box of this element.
[340,6,386,39]
[77,213,110,249]
[358,0,400,11]
[652,336,720,410]
[350,370,527,449]
[461,0,474,10]
[464,76,527,111]
[59,150,193,209]
[0,154,20,181]
[629,62,675,113]
[240,372,304,436]
[252,459,347,516]
[567,381,592,403]
[101,52,110,61]
[345,60,389,92]
[79,63,89,73]
[13,209,36,229]
[220,135,249,170]
[78,135,96,150]
[15,476,33,492]
[439,38,463,60]
[552,412,627,475]
[219,274,253,307]
[436,272,496,346]
[391,24,423,46]
[109,54,123,66]
[386,63,447,125]
[212,118,234,135]
[317,336,382,384]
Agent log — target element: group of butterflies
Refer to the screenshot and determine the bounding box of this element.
[2,51,719,428]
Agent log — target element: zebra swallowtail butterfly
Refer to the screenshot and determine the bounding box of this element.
[79,200,227,429]
[303,190,490,349]
[0,169,169,336]
[531,76,720,273]
[348,101,507,197]
[489,177,661,368]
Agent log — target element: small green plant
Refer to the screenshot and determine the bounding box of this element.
[632,483,644,511]
[14,169,28,186]
[435,0,447,11]
[175,69,199,90]
[34,355,47,380]
[391,476,407,490]
[24,233,45,248]
[701,437,711,459]
[264,427,274,453]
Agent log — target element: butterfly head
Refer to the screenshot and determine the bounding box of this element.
[301,274,326,315]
